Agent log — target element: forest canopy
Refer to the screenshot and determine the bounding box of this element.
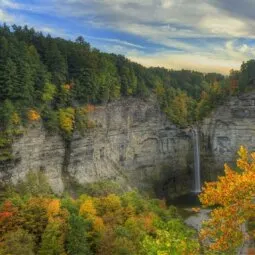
[0,174,200,255]
[0,23,254,150]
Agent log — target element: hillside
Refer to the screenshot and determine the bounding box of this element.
[2,24,254,163]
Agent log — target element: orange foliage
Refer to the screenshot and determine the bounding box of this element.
[27,109,40,121]
[0,201,16,222]
[191,207,200,213]
[0,201,19,240]
[91,216,105,233]
[142,212,157,233]
[0,211,13,220]
[47,199,60,219]
[199,146,255,253]
[248,248,255,255]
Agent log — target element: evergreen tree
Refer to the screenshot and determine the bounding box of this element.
[0,36,9,100]
[45,40,67,86]
[0,23,250,131]
[66,214,92,255]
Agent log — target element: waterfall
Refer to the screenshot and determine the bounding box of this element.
[192,127,201,193]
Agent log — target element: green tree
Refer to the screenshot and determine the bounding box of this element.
[141,219,200,255]
[45,40,67,86]
[165,91,191,127]
[239,60,255,92]
[74,68,97,103]
[66,214,92,255]
[0,229,35,255]
[42,82,57,103]
[38,221,66,255]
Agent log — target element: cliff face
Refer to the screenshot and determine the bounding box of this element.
[0,97,193,196]
[2,93,254,197]
[201,92,255,181]
[0,128,66,194]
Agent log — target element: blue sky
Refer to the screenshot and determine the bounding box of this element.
[1,0,255,74]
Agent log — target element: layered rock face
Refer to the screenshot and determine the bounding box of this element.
[201,92,255,180]
[0,127,65,194]
[2,93,254,196]
[0,97,193,196]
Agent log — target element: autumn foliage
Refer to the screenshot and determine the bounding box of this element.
[0,178,200,255]
[59,107,75,135]
[199,146,255,253]
[11,112,20,125]
[27,109,40,121]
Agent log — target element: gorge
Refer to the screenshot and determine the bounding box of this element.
[1,92,255,198]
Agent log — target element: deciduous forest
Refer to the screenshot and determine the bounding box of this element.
[0,175,200,255]
[1,24,255,254]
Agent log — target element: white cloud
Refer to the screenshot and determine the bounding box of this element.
[2,0,255,74]
[124,37,255,74]
[160,0,173,8]
[85,35,145,49]
[0,0,18,9]
[0,8,13,22]
[239,44,249,53]
[129,51,241,74]
[199,15,248,37]
[40,26,58,34]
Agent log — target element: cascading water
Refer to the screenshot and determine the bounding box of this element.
[192,127,201,193]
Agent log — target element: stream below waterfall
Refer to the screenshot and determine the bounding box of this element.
[168,193,209,231]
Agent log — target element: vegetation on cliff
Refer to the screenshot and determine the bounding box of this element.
[0,25,255,133]
[0,173,200,255]
[0,23,255,162]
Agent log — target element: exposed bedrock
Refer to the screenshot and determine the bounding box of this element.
[201,92,255,181]
[1,93,255,197]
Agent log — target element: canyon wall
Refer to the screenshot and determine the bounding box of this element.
[0,97,193,196]
[201,92,255,181]
[1,93,254,197]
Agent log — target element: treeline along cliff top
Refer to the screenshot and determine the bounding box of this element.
[0,24,255,161]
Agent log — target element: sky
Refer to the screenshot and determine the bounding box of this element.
[1,0,255,74]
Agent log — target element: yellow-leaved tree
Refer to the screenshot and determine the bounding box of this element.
[47,199,60,220]
[79,198,97,217]
[59,107,75,135]
[199,146,255,253]
[79,198,105,233]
